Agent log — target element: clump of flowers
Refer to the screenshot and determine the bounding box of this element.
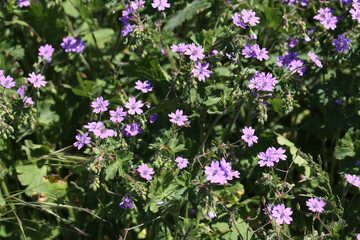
[242,44,269,61]
[122,122,142,137]
[248,71,278,92]
[258,147,287,167]
[313,8,337,30]
[204,157,240,185]
[61,36,86,53]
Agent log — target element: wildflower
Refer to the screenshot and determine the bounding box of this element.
[263,204,273,219]
[185,43,205,61]
[93,126,116,139]
[151,0,170,11]
[275,147,287,161]
[61,37,86,53]
[138,163,154,180]
[175,156,189,169]
[306,198,326,213]
[119,197,135,209]
[289,60,306,76]
[332,34,351,53]
[28,72,46,88]
[168,109,188,126]
[23,96,34,107]
[131,0,145,10]
[277,50,300,68]
[122,122,142,137]
[149,113,158,123]
[18,0,30,8]
[231,12,247,28]
[73,132,91,150]
[125,97,143,115]
[248,71,278,92]
[258,147,277,167]
[109,107,127,123]
[308,51,323,68]
[192,61,211,82]
[241,9,260,26]
[84,122,104,132]
[254,45,269,61]
[209,49,219,56]
[135,80,153,93]
[345,174,360,188]
[350,7,360,23]
[0,75,16,89]
[207,211,217,219]
[171,43,189,53]
[271,204,293,224]
[121,22,136,36]
[91,97,109,114]
[357,233,360,240]
[241,126,258,147]
[242,43,257,58]
[17,86,26,98]
[287,37,299,48]
[220,157,240,182]
[205,161,225,184]
[38,44,55,63]
[314,8,337,30]
[0,70,3,76]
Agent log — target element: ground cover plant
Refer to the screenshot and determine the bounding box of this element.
[1,0,360,239]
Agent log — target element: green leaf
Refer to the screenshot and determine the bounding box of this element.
[164,0,211,31]
[105,150,133,181]
[16,164,47,197]
[124,58,170,82]
[83,28,115,49]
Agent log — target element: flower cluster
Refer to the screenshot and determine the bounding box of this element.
[242,43,269,61]
[258,147,287,167]
[314,8,337,30]
[61,36,86,53]
[248,71,278,92]
[204,157,240,185]
[277,50,306,76]
[231,9,260,28]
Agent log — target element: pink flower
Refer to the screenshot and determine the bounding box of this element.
[271,204,293,224]
[175,156,189,169]
[138,163,154,180]
[151,0,170,11]
[185,43,205,61]
[125,97,144,115]
[168,109,188,126]
[192,61,211,82]
[28,72,46,88]
[231,12,247,28]
[241,9,260,26]
[91,96,109,114]
[0,75,16,89]
[241,126,258,147]
[109,107,127,123]
[38,44,55,63]
[345,174,360,188]
[306,197,326,213]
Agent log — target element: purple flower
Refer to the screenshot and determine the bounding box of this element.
[335,98,343,105]
[28,72,46,88]
[241,9,260,26]
[231,12,247,28]
[23,96,34,107]
[350,8,360,23]
[192,61,211,82]
[131,0,145,10]
[287,37,299,48]
[258,147,277,167]
[185,43,205,61]
[0,70,3,76]
[171,43,189,53]
[109,107,127,123]
[345,174,360,188]
[121,22,136,36]
[275,147,287,161]
[289,60,306,76]
[122,122,142,137]
[0,75,15,89]
[84,121,104,132]
[205,158,239,185]
[18,0,30,8]
[17,86,26,98]
[277,50,300,68]
[93,127,116,139]
[91,97,109,114]
[119,197,135,209]
[38,44,55,63]
[125,97,144,115]
[135,80,153,93]
[151,0,170,11]
[357,233,360,240]
[241,126,258,147]
[253,45,269,61]
[242,43,257,58]
[138,163,154,180]
[306,198,326,213]
[61,37,86,53]
[263,204,273,219]
[149,113,158,123]
[332,34,351,53]
[168,109,188,126]
[207,211,217,219]
[175,156,189,169]
[308,51,323,68]
[248,71,278,92]
[271,204,293,224]
[209,49,219,56]
[73,132,91,150]
[314,8,337,30]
